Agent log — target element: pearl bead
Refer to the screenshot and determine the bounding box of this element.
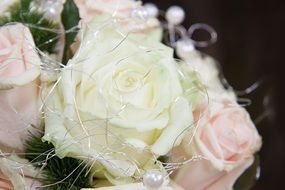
[144,3,159,18]
[176,39,195,59]
[166,6,185,25]
[143,170,164,189]
[132,7,149,19]
[33,0,62,20]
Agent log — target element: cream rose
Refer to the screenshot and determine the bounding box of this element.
[171,92,261,189]
[0,24,42,152]
[0,155,42,190]
[176,41,225,92]
[43,16,202,184]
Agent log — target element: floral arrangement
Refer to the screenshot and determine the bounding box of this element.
[0,0,262,190]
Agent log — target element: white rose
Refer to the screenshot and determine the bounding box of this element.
[43,15,202,184]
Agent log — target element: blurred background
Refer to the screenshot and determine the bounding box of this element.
[144,0,285,189]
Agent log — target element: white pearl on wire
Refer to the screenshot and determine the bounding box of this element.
[132,7,149,19]
[46,7,57,16]
[144,3,159,18]
[166,5,185,25]
[33,0,62,20]
[46,1,62,17]
[142,170,164,189]
[176,39,195,59]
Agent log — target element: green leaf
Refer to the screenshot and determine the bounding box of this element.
[61,0,80,64]
[25,130,54,165]
[234,155,260,190]
[25,131,92,190]
[21,0,31,10]
[43,156,92,190]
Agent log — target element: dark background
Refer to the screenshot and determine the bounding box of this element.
[144,0,285,189]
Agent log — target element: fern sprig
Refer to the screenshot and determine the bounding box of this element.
[25,132,92,190]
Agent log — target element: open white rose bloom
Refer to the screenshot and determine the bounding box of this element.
[0,0,262,189]
[43,14,204,186]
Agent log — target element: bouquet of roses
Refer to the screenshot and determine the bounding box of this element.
[0,0,262,189]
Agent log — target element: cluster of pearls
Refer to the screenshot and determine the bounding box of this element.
[131,2,160,21]
[33,0,216,59]
[161,5,217,58]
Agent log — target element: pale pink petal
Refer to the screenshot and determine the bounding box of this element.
[0,81,40,152]
[174,158,253,190]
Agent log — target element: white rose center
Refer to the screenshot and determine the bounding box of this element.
[113,69,142,93]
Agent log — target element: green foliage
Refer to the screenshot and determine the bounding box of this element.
[157,156,168,164]
[61,0,81,64]
[25,132,92,190]
[25,131,54,165]
[0,0,59,53]
[43,156,92,190]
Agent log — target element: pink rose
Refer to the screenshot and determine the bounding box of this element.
[75,0,141,23]
[172,97,261,190]
[0,24,42,152]
[0,156,42,190]
[0,171,13,189]
[0,171,41,190]
[75,0,160,30]
[0,24,41,89]
[193,100,261,170]
[173,156,254,190]
[71,0,161,52]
